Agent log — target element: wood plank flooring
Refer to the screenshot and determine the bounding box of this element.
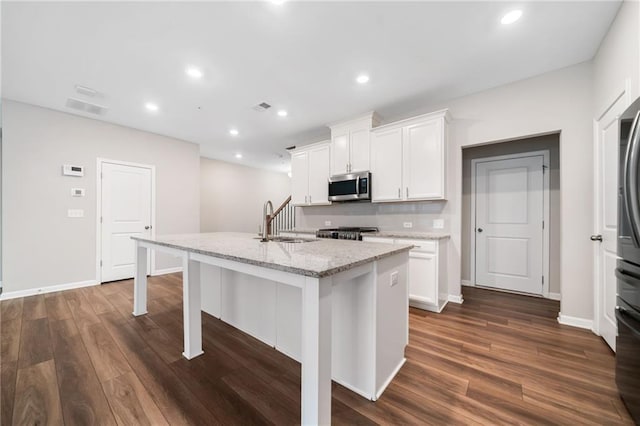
[1,274,634,425]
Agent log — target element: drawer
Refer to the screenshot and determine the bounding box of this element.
[395,239,437,253]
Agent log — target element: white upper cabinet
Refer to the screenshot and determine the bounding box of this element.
[329,113,380,176]
[370,109,449,202]
[290,142,331,207]
[370,127,403,202]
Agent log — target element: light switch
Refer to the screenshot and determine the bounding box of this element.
[433,219,444,229]
[68,209,84,218]
[324,220,332,226]
[403,222,413,229]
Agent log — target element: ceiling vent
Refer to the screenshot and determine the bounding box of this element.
[65,97,108,115]
[253,102,272,112]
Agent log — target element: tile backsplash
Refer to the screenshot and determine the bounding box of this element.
[295,201,448,232]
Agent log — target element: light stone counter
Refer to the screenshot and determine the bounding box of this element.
[132,232,413,278]
[281,228,450,240]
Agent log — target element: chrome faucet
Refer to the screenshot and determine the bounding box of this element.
[261,200,274,242]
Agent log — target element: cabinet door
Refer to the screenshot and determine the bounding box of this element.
[408,251,437,306]
[370,127,403,202]
[331,131,350,175]
[291,151,309,206]
[349,127,370,173]
[403,119,445,200]
[308,145,331,205]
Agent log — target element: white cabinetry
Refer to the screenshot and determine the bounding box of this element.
[370,109,449,202]
[330,113,380,175]
[363,236,448,312]
[290,142,331,206]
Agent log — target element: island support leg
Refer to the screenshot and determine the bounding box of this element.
[301,276,332,426]
[182,255,204,360]
[133,242,148,316]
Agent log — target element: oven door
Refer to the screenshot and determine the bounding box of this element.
[616,298,640,424]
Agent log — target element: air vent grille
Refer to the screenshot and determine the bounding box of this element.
[65,97,108,115]
[253,102,272,112]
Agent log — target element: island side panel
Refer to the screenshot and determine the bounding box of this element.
[374,251,409,398]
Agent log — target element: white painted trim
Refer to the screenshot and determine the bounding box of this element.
[151,267,183,276]
[96,158,156,284]
[557,314,594,331]
[374,358,406,401]
[0,279,98,301]
[593,78,631,338]
[546,292,561,301]
[448,294,464,304]
[470,150,551,297]
[461,279,473,287]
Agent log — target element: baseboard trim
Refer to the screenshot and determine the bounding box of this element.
[546,292,561,301]
[461,280,473,287]
[557,314,593,330]
[448,294,464,304]
[374,357,407,401]
[0,279,98,301]
[152,267,183,276]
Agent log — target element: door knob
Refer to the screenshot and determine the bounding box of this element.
[477,228,483,233]
[145,226,151,230]
[590,234,603,242]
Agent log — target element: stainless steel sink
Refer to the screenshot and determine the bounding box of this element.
[255,236,316,243]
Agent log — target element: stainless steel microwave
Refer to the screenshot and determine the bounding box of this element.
[328,171,371,202]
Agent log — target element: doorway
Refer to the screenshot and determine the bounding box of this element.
[462,134,559,299]
[97,158,155,283]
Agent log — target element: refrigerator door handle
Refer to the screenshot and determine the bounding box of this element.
[624,110,640,247]
[616,307,640,338]
[616,267,640,288]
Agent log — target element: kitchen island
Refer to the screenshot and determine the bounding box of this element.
[131,232,412,425]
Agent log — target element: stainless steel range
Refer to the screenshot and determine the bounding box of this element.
[316,227,379,241]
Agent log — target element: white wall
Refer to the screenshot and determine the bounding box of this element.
[200,157,291,233]
[2,100,200,294]
[593,0,640,118]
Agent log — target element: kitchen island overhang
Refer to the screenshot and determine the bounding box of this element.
[131,232,412,425]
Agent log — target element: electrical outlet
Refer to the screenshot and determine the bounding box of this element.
[71,188,85,197]
[433,219,444,229]
[390,271,399,287]
[68,209,84,218]
[403,222,413,229]
[324,220,332,226]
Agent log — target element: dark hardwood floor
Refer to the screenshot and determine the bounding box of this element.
[1,274,634,425]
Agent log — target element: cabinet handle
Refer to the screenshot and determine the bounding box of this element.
[305,195,308,204]
[309,195,312,204]
[406,187,409,198]
[398,188,401,198]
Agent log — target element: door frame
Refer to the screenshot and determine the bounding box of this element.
[592,78,632,338]
[470,150,551,297]
[95,158,156,284]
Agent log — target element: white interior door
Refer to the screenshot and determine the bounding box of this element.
[475,155,544,295]
[101,162,152,282]
[595,95,627,351]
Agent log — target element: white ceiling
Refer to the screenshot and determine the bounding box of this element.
[2,1,620,172]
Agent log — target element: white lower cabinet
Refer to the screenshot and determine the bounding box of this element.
[363,236,448,312]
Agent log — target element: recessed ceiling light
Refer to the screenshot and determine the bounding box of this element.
[145,102,159,112]
[356,74,370,84]
[235,153,243,159]
[186,66,203,79]
[270,0,285,5]
[501,10,522,25]
[229,129,239,136]
[277,110,288,117]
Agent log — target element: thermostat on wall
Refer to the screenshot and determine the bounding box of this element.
[62,164,84,177]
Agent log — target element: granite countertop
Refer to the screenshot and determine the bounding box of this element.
[132,232,413,278]
[281,228,450,240]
